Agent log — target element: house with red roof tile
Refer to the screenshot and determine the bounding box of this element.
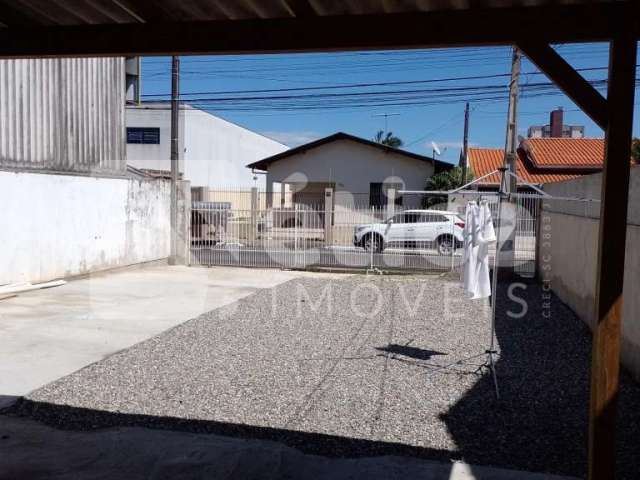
[467,137,634,190]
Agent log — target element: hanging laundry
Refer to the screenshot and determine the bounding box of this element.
[462,201,496,299]
[462,202,478,296]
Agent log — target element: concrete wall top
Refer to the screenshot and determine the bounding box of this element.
[542,166,640,225]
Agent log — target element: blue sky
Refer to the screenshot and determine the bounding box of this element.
[140,44,640,165]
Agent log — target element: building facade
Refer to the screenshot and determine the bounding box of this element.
[527,108,585,139]
[0,58,174,284]
[0,57,126,175]
[247,132,452,209]
[126,103,288,188]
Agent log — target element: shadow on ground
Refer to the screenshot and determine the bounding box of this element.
[2,279,639,479]
[442,280,640,479]
[375,343,448,361]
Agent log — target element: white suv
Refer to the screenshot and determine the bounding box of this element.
[353,210,465,255]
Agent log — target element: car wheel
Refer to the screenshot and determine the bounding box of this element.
[437,235,454,255]
[363,234,384,253]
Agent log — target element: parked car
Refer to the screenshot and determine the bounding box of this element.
[353,210,465,255]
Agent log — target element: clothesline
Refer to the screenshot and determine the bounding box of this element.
[399,168,601,204]
[397,189,601,203]
[452,190,601,203]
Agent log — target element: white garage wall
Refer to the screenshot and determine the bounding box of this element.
[183,109,288,189]
[125,105,186,174]
[0,171,171,284]
[126,104,288,189]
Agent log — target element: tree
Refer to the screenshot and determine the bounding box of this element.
[632,137,640,164]
[422,166,474,207]
[374,130,403,148]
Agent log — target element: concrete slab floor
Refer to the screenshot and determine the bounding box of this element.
[0,415,578,480]
[0,263,343,399]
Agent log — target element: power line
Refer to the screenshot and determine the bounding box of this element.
[141,68,608,98]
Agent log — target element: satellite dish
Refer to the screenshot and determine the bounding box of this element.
[431,141,441,156]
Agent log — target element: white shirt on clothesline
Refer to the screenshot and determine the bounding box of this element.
[462,201,496,300]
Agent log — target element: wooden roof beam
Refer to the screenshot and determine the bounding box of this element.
[588,30,638,480]
[0,3,635,58]
[518,42,609,130]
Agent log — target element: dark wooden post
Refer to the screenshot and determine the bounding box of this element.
[588,31,637,480]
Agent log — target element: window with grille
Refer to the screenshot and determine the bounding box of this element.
[127,127,160,144]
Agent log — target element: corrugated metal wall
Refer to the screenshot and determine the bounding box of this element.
[0,57,126,175]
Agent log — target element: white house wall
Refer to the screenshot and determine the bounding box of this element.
[126,105,287,188]
[125,105,186,174]
[0,170,171,285]
[183,109,287,188]
[265,139,435,205]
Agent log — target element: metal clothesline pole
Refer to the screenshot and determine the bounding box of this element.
[387,180,603,400]
[486,167,507,400]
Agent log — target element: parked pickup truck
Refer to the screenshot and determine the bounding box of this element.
[353,209,465,255]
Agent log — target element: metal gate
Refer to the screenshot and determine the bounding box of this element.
[190,203,463,272]
[189,193,538,275]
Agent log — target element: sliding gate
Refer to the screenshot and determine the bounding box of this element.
[189,195,538,275]
[190,203,463,272]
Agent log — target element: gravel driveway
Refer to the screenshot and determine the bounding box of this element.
[8,275,640,479]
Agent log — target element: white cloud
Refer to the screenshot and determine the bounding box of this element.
[261,130,323,147]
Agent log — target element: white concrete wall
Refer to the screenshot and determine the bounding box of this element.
[538,166,640,380]
[125,105,186,174]
[182,109,287,189]
[0,171,171,284]
[126,104,287,188]
[266,139,435,208]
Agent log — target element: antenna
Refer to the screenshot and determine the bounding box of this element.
[431,141,441,157]
[372,112,401,132]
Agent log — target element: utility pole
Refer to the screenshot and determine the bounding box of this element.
[169,55,180,265]
[461,102,470,184]
[499,47,521,275]
[503,47,521,193]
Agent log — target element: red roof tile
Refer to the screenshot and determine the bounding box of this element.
[468,147,581,186]
[522,138,605,168]
[466,138,625,186]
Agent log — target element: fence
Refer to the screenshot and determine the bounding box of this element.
[191,204,463,272]
[190,188,539,275]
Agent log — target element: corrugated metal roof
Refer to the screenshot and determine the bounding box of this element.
[0,0,624,27]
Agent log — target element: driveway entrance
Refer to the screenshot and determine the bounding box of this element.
[0,263,334,400]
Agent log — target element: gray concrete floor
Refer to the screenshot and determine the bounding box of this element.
[0,263,338,399]
[2,266,631,480]
[0,415,578,480]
